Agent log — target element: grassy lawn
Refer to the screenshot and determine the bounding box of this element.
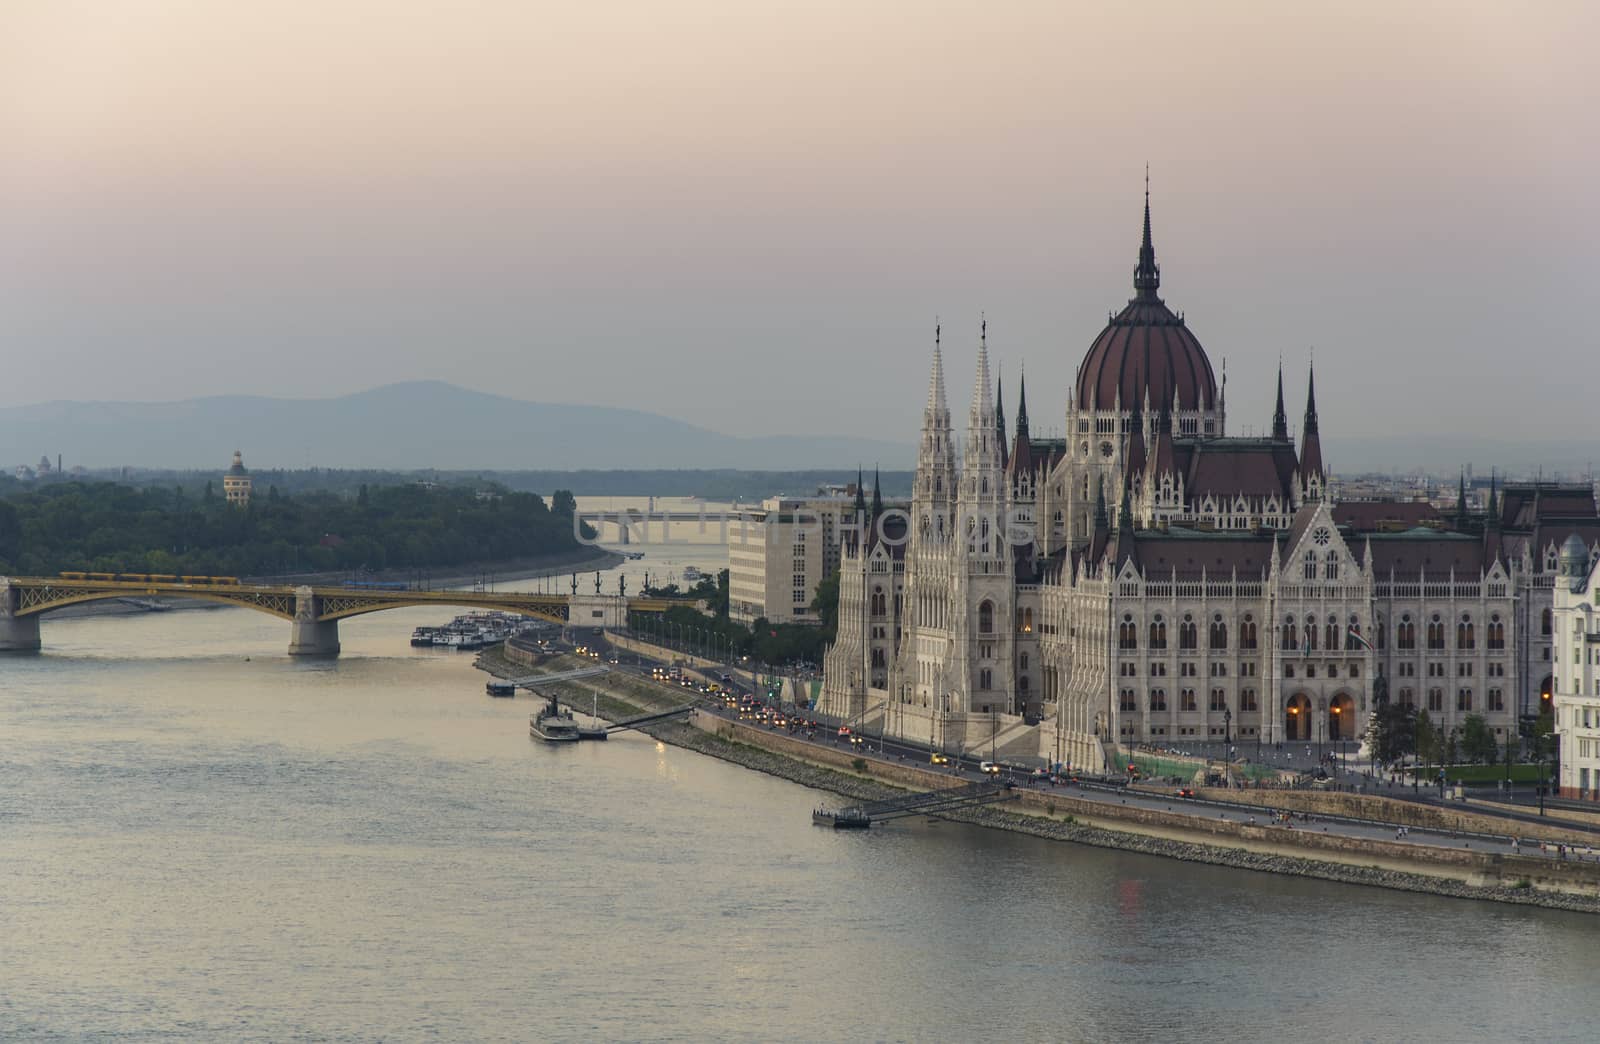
[1412,763,1547,784]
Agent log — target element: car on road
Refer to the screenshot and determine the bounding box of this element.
[930,752,950,765]
[849,735,865,747]
[1173,787,1196,798]
[837,726,852,738]
[979,761,1001,776]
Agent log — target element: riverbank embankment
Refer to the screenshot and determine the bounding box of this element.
[478,649,1600,913]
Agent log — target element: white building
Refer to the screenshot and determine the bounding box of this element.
[1553,535,1600,801]
[819,189,1600,773]
[728,485,898,626]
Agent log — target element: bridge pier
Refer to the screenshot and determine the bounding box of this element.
[289,585,340,656]
[0,581,42,652]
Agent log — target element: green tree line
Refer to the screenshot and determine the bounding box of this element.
[0,480,592,578]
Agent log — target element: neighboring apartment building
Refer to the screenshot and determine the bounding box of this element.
[728,486,896,626]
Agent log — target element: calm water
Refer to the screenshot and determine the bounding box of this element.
[2,607,1596,1043]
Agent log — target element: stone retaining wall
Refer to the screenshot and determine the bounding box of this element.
[693,714,1600,910]
[1191,785,1596,845]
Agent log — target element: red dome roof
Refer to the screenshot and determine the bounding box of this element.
[1074,192,1218,413]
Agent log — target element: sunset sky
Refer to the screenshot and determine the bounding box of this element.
[3,0,1596,449]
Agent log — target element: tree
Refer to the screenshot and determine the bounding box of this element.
[811,568,841,639]
[1460,714,1498,764]
[1368,702,1417,765]
[1414,710,1438,766]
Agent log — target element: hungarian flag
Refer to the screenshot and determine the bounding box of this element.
[1347,626,1374,652]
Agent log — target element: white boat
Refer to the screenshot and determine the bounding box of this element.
[530,693,580,742]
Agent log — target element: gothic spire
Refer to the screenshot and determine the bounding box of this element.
[871,466,883,518]
[1118,475,1133,532]
[995,361,1008,467]
[926,320,948,418]
[1303,357,1319,436]
[1093,475,1108,531]
[1487,472,1500,529]
[1133,165,1161,301]
[854,467,867,515]
[1298,359,1325,486]
[1271,359,1289,441]
[970,314,993,426]
[1456,472,1469,527]
[1016,365,1029,437]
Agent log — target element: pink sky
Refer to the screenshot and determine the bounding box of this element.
[3,0,1596,447]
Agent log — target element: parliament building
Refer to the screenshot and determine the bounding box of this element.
[819,193,1600,772]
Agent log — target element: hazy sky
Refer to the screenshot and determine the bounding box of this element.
[3,0,1597,449]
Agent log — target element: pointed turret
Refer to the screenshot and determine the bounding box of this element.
[995,362,1008,468]
[1133,167,1161,302]
[1125,403,1147,478]
[1271,361,1289,441]
[1455,472,1470,528]
[1015,367,1029,438]
[1118,476,1134,532]
[926,322,948,419]
[854,467,867,516]
[1298,361,1324,491]
[913,321,957,546]
[1150,407,1178,480]
[970,316,994,425]
[871,467,883,519]
[1093,476,1109,532]
[1486,473,1500,530]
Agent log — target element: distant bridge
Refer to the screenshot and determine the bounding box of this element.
[0,576,675,656]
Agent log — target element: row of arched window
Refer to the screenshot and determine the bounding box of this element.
[1118,613,1259,652]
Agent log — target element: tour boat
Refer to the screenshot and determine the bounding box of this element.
[530,694,580,742]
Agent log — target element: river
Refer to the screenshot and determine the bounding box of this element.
[1,608,1596,1042]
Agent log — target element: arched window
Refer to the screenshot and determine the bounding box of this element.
[1427,614,1445,650]
[1398,614,1415,650]
[1325,620,1338,651]
[1240,614,1257,650]
[1345,614,1361,651]
[1457,614,1474,650]
[1180,688,1197,711]
[978,600,994,634]
[1325,549,1339,580]
[1179,615,1198,650]
[1149,688,1167,711]
[1149,615,1167,650]
[1209,614,1228,651]
[1120,688,1137,712]
[1020,608,1034,633]
[1282,616,1297,651]
[1488,615,1505,650]
[1118,614,1138,650]
[1457,687,1473,712]
[1304,616,1318,652]
[978,668,992,689]
[1304,551,1317,580]
[870,586,886,616]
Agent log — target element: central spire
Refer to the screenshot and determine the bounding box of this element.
[1016,366,1029,437]
[1133,165,1161,301]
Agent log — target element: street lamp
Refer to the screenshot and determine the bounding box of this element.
[1330,704,1342,776]
[1224,706,1232,748]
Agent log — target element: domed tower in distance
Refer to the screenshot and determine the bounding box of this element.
[223,450,252,507]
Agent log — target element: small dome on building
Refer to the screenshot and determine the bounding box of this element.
[223,449,253,507]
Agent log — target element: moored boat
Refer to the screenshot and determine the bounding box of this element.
[486,681,516,697]
[530,692,580,742]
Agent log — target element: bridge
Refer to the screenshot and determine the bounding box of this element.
[0,576,676,656]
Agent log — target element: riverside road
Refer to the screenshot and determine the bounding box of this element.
[585,637,1600,865]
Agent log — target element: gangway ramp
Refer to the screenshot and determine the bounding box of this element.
[812,781,1015,829]
[605,704,697,733]
[508,664,610,689]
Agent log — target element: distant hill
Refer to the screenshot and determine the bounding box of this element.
[0,382,911,471]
